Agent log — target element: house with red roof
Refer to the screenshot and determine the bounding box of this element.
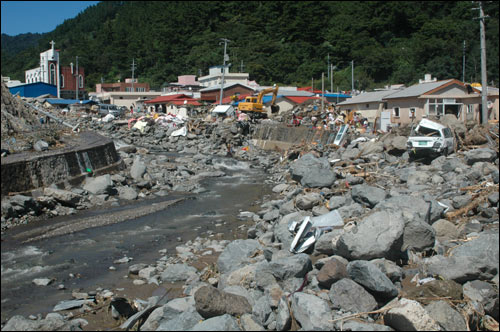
[145,93,201,117]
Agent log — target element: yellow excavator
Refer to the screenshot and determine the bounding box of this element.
[238,85,279,119]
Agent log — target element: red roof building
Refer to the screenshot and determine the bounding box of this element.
[145,94,201,106]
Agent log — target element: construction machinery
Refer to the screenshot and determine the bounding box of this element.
[238,85,279,119]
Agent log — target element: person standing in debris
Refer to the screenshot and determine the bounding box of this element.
[130,105,134,114]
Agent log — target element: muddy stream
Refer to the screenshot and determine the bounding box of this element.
[1,155,274,324]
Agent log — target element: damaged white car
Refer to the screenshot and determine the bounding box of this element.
[407,119,455,157]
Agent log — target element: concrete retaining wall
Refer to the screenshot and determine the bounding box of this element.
[1,131,122,196]
[251,124,337,151]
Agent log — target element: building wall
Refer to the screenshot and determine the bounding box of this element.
[96,82,150,93]
[385,98,426,125]
[337,102,382,124]
[201,85,254,103]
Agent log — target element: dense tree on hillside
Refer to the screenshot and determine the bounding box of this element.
[1,1,498,92]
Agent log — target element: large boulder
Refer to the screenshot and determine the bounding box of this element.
[329,278,378,313]
[290,292,332,330]
[464,148,497,165]
[83,174,113,195]
[217,239,263,274]
[289,153,336,188]
[160,263,197,283]
[194,285,252,319]
[385,298,442,331]
[347,260,399,299]
[263,253,312,281]
[336,210,405,261]
[351,184,387,208]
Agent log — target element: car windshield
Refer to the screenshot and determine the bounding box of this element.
[415,126,441,137]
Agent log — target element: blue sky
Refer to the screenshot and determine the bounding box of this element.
[1,1,100,36]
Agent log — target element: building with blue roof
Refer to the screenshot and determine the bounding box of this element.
[8,82,57,98]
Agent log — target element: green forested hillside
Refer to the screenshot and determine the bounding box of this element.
[1,1,498,92]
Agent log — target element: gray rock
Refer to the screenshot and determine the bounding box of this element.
[264,253,312,281]
[385,298,442,331]
[117,186,138,200]
[2,313,87,331]
[406,171,430,186]
[295,192,323,210]
[194,285,252,319]
[252,295,273,326]
[160,263,197,283]
[130,156,147,180]
[240,314,265,331]
[291,292,332,330]
[464,148,497,165]
[432,219,459,241]
[156,309,203,331]
[423,255,496,284]
[337,210,405,261]
[189,314,241,331]
[83,174,113,195]
[375,195,444,224]
[43,187,82,207]
[452,194,472,209]
[276,297,291,331]
[327,195,347,210]
[351,184,387,208]
[370,258,403,283]
[402,219,436,252]
[329,278,378,313]
[334,319,395,331]
[463,280,499,320]
[272,183,289,193]
[313,229,343,256]
[53,299,95,311]
[217,239,263,274]
[347,260,399,299]
[425,300,467,331]
[290,153,336,188]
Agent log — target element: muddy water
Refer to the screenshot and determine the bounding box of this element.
[1,156,273,324]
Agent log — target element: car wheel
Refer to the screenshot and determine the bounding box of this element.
[443,147,448,157]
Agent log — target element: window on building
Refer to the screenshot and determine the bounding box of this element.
[79,75,84,88]
[393,107,400,117]
[50,63,56,85]
[136,87,145,92]
[126,87,133,92]
[60,75,64,88]
[410,107,416,118]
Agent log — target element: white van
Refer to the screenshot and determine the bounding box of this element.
[407,119,455,157]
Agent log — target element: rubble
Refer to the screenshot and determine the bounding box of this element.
[1,82,499,331]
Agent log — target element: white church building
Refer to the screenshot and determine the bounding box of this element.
[25,40,61,97]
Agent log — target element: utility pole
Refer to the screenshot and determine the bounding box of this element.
[327,54,330,79]
[478,2,489,124]
[219,38,230,105]
[330,64,334,93]
[462,40,466,82]
[351,61,355,95]
[240,60,245,73]
[131,58,136,92]
[75,56,79,100]
[321,72,325,112]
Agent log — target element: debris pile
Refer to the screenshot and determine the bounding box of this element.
[1,83,499,331]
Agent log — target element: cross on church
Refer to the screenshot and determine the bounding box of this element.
[50,40,55,49]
